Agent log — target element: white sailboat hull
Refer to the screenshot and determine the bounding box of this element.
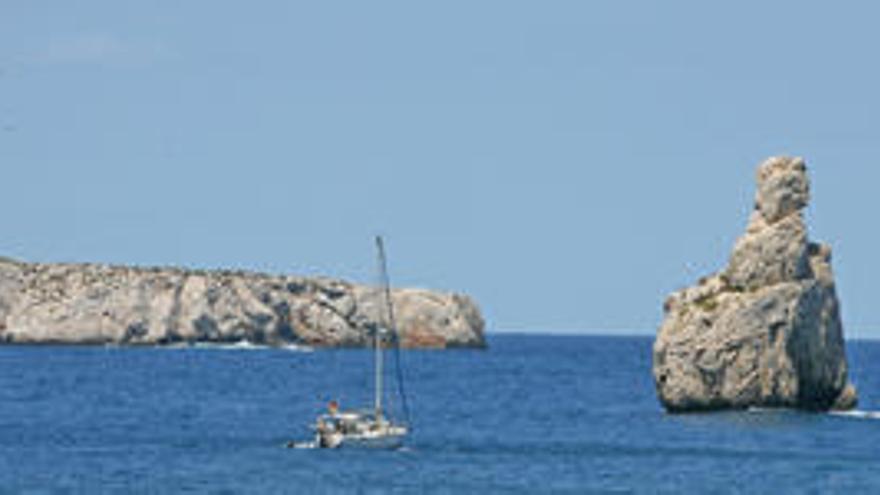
[338,430,406,450]
[319,422,408,450]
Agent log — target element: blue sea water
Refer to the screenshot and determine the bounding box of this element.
[0,335,878,494]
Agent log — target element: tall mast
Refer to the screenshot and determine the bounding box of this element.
[374,307,383,421]
[374,235,392,421]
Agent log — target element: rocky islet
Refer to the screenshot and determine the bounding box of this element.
[653,156,857,412]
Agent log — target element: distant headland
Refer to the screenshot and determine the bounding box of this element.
[0,259,486,349]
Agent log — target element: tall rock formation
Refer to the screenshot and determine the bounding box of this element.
[653,157,857,412]
[0,260,485,348]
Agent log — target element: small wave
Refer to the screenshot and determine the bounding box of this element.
[285,440,318,449]
[282,344,314,353]
[193,341,314,352]
[744,407,800,416]
[156,341,314,352]
[747,406,782,413]
[193,341,268,350]
[830,410,880,420]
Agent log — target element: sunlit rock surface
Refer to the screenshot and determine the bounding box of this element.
[0,259,485,349]
[653,156,856,412]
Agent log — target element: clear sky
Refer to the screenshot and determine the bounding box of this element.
[1,2,878,337]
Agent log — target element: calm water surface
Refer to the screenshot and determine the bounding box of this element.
[0,335,878,493]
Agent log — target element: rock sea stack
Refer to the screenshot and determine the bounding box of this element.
[653,156,857,412]
[0,260,486,349]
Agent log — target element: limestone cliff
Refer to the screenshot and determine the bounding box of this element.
[653,156,857,412]
[0,259,486,348]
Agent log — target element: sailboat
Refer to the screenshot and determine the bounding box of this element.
[291,236,410,450]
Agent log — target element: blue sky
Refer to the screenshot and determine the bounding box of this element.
[1,2,878,337]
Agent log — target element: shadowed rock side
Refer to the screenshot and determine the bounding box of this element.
[0,261,486,349]
[653,156,857,412]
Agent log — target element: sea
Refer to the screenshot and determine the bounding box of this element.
[0,334,878,494]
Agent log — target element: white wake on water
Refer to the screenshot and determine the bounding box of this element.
[746,406,880,420]
[829,410,880,420]
[208,341,315,352]
[163,341,314,352]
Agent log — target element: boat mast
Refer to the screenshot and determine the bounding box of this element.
[374,235,392,422]
[374,308,383,421]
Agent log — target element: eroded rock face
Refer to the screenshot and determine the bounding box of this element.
[653,156,856,412]
[0,259,486,348]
